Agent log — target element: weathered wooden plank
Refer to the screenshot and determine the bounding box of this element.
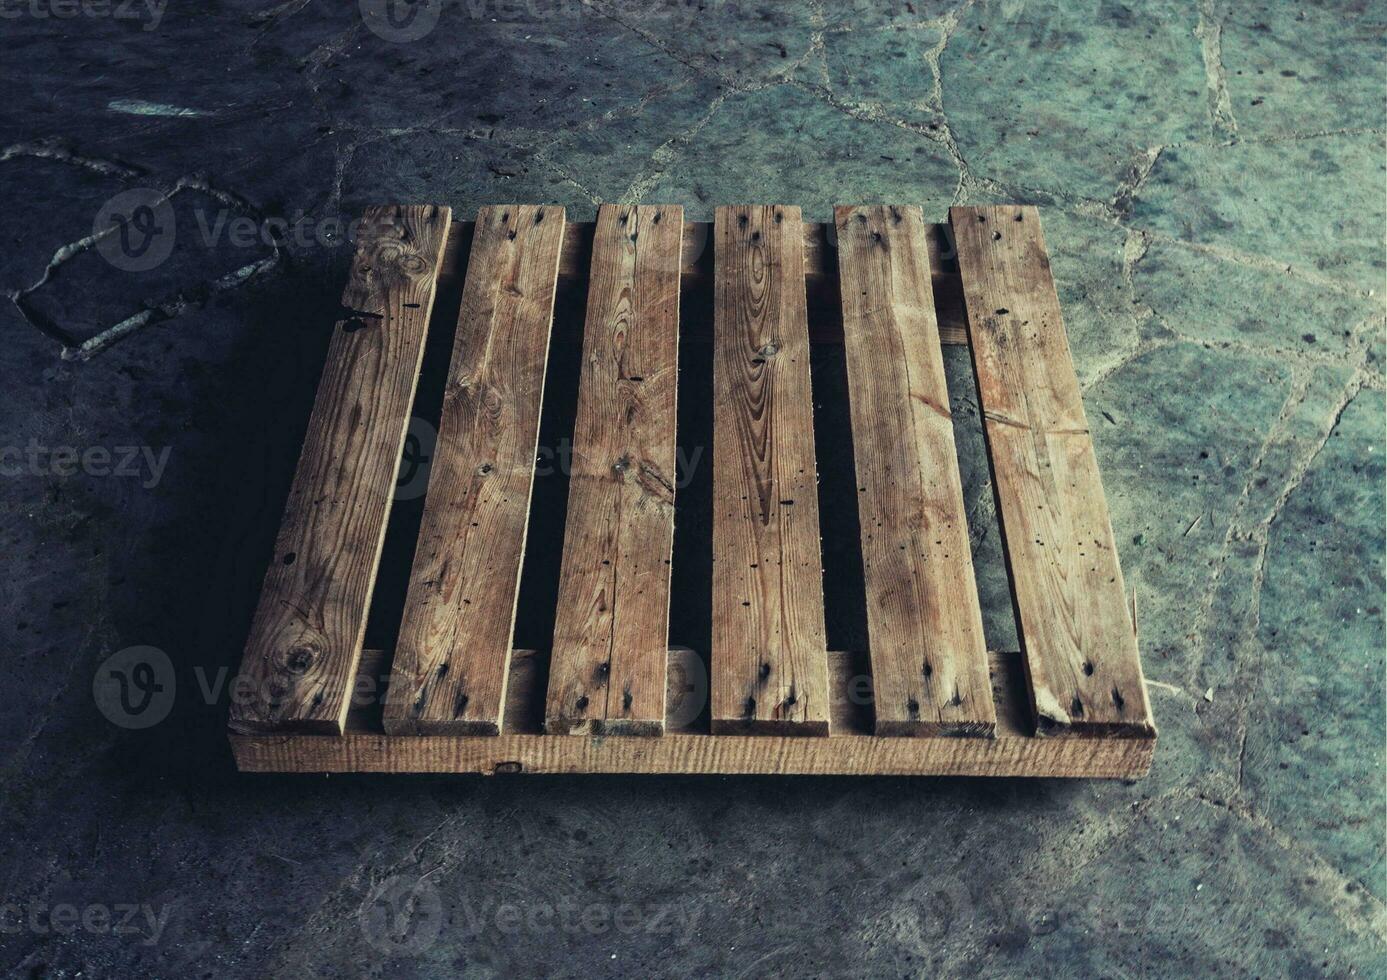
[544,204,682,735]
[950,205,1154,736]
[710,205,831,735]
[835,205,995,737]
[228,205,451,735]
[232,727,1151,776]
[383,205,566,736]
[439,220,971,345]
[230,650,1154,778]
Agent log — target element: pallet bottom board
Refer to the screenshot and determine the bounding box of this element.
[229,731,1153,778]
[228,650,1154,777]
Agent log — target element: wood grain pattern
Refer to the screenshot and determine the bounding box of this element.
[711,205,830,735]
[231,727,1151,776]
[230,650,1154,777]
[950,205,1154,737]
[232,728,1151,776]
[383,205,565,736]
[835,205,995,737]
[228,202,1161,777]
[440,220,972,345]
[544,205,682,735]
[229,205,450,735]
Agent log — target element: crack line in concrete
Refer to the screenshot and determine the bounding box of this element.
[1195,0,1239,141]
[1187,366,1318,687]
[803,0,831,89]
[1187,791,1387,939]
[1191,363,1370,692]
[1080,337,1174,395]
[1204,366,1373,842]
[620,90,729,205]
[583,0,742,89]
[1112,145,1164,216]
[3,142,283,360]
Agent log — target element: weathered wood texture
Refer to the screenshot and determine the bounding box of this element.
[951,205,1154,737]
[440,220,970,345]
[229,205,451,735]
[544,205,682,736]
[384,206,565,735]
[230,649,1153,777]
[835,205,995,737]
[711,205,831,735]
[230,202,1159,777]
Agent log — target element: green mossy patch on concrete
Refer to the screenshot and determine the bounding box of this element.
[341,131,568,214]
[642,85,960,221]
[1129,134,1387,291]
[1221,0,1387,137]
[1134,237,1381,356]
[533,74,726,206]
[1087,343,1297,692]
[1028,208,1145,383]
[819,24,945,129]
[944,0,1207,202]
[1248,388,1387,900]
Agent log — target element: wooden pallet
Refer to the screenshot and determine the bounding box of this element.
[227,203,1156,777]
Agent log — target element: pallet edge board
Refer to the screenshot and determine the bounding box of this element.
[228,204,452,736]
[231,651,1152,776]
[229,732,1153,777]
[949,204,1156,739]
[382,205,566,736]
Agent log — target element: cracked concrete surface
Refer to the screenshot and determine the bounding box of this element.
[0,1,1383,977]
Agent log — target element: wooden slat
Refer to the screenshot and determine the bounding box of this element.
[544,204,682,735]
[230,653,1154,778]
[835,205,995,737]
[710,205,831,735]
[382,205,565,736]
[951,205,1154,736]
[232,726,1152,777]
[439,221,971,346]
[228,205,451,735]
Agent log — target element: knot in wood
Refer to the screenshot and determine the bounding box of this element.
[285,646,316,675]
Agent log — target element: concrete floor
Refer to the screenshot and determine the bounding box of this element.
[2,1,1384,976]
